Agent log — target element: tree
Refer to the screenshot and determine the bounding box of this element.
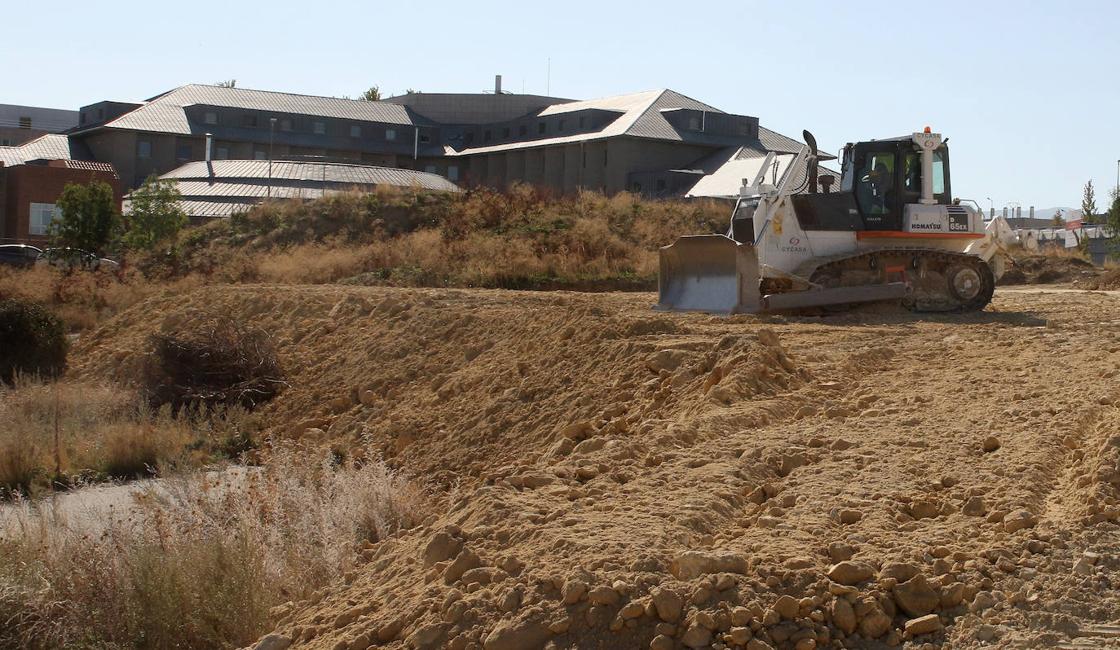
[405,88,421,94]
[51,181,120,256]
[1082,179,1098,223]
[123,176,188,250]
[216,79,237,88]
[1107,188,1120,247]
[359,86,381,101]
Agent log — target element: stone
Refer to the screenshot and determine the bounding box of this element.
[647,349,690,373]
[560,421,596,440]
[483,620,552,650]
[908,500,941,520]
[940,582,966,608]
[970,591,996,613]
[962,496,987,516]
[839,509,863,524]
[773,595,800,620]
[671,551,748,579]
[794,639,817,650]
[827,561,876,585]
[499,588,522,613]
[784,557,815,570]
[377,618,405,642]
[859,608,892,639]
[730,627,752,644]
[880,562,920,582]
[904,614,943,637]
[747,640,775,650]
[561,579,587,605]
[651,588,684,623]
[828,542,856,562]
[893,574,940,617]
[649,634,674,650]
[831,598,856,635]
[254,635,292,650]
[405,623,447,649]
[975,624,998,641]
[681,622,712,648]
[982,436,1001,453]
[1003,509,1038,533]
[730,606,753,627]
[588,585,620,606]
[621,601,645,619]
[444,549,482,584]
[1073,556,1096,575]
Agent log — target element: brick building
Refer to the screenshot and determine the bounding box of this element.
[0,104,79,147]
[0,135,121,244]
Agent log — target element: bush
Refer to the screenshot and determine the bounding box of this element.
[141,319,285,413]
[0,299,67,384]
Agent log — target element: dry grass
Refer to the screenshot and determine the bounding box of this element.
[0,448,430,649]
[0,378,259,496]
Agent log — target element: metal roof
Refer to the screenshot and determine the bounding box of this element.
[0,134,75,166]
[162,159,458,191]
[148,159,459,219]
[100,85,418,135]
[683,146,840,199]
[0,104,78,132]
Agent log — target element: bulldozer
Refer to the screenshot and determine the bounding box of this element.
[657,128,1017,313]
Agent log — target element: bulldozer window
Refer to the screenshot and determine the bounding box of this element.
[903,151,947,196]
[856,152,895,216]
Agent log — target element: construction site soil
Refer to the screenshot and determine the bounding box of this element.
[72,285,1120,650]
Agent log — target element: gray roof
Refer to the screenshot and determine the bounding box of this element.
[0,134,75,166]
[99,85,418,135]
[683,146,840,199]
[149,159,459,219]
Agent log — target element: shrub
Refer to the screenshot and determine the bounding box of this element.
[0,298,67,384]
[50,180,120,257]
[122,175,188,251]
[141,319,285,413]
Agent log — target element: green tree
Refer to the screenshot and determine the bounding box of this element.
[123,176,188,250]
[405,88,421,94]
[1107,188,1120,248]
[359,86,381,101]
[1082,179,1098,222]
[51,181,120,256]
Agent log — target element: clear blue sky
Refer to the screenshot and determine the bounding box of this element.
[4,0,1118,211]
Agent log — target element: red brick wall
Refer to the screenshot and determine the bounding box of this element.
[2,164,122,245]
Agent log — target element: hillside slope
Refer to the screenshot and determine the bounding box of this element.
[71,286,1120,649]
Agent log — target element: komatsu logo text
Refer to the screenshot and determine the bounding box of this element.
[911,222,943,230]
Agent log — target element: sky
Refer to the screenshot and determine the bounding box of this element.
[3,0,1118,211]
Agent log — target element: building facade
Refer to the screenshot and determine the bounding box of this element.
[0,104,79,147]
[65,82,831,198]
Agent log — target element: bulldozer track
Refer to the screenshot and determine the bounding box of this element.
[795,247,996,313]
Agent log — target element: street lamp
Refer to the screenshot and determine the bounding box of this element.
[268,117,277,199]
[985,196,993,219]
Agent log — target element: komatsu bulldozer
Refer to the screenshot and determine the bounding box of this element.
[657,128,1016,313]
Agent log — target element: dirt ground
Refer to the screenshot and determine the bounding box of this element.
[71,285,1120,650]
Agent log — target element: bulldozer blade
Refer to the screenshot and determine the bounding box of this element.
[656,235,762,313]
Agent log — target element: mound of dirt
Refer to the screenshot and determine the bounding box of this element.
[998,254,1098,286]
[70,286,1120,649]
[1077,267,1120,291]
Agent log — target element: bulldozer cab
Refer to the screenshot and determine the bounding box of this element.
[841,138,953,231]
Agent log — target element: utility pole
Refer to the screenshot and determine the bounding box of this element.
[268,117,277,199]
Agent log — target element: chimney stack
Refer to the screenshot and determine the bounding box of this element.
[205,133,213,163]
[495,74,502,94]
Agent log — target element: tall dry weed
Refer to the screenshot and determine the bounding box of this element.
[0,447,430,649]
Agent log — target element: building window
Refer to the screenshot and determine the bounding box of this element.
[424,164,437,174]
[350,125,362,138]
[280,119,292,132]
[216,146,229,160]
[558,119,566,132]
[137,140,152,158]
[386,128,397,141]
[204,111,218,125]
[18,116,32,129]
[29,203,61,236]
[176,144,191,161]
[313,121,326,135]
[538,122,546,134]
[579,116,585,128]
[419,134,431,144]
[502,127,510,138]
[254,150,267,160]
[688,116,701,131]
[242,114,258,128]
[447,165,459,181]
[0,138,11,146]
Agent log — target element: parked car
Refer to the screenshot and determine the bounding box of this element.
[0,244,44,268]
[37,247,120,271]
